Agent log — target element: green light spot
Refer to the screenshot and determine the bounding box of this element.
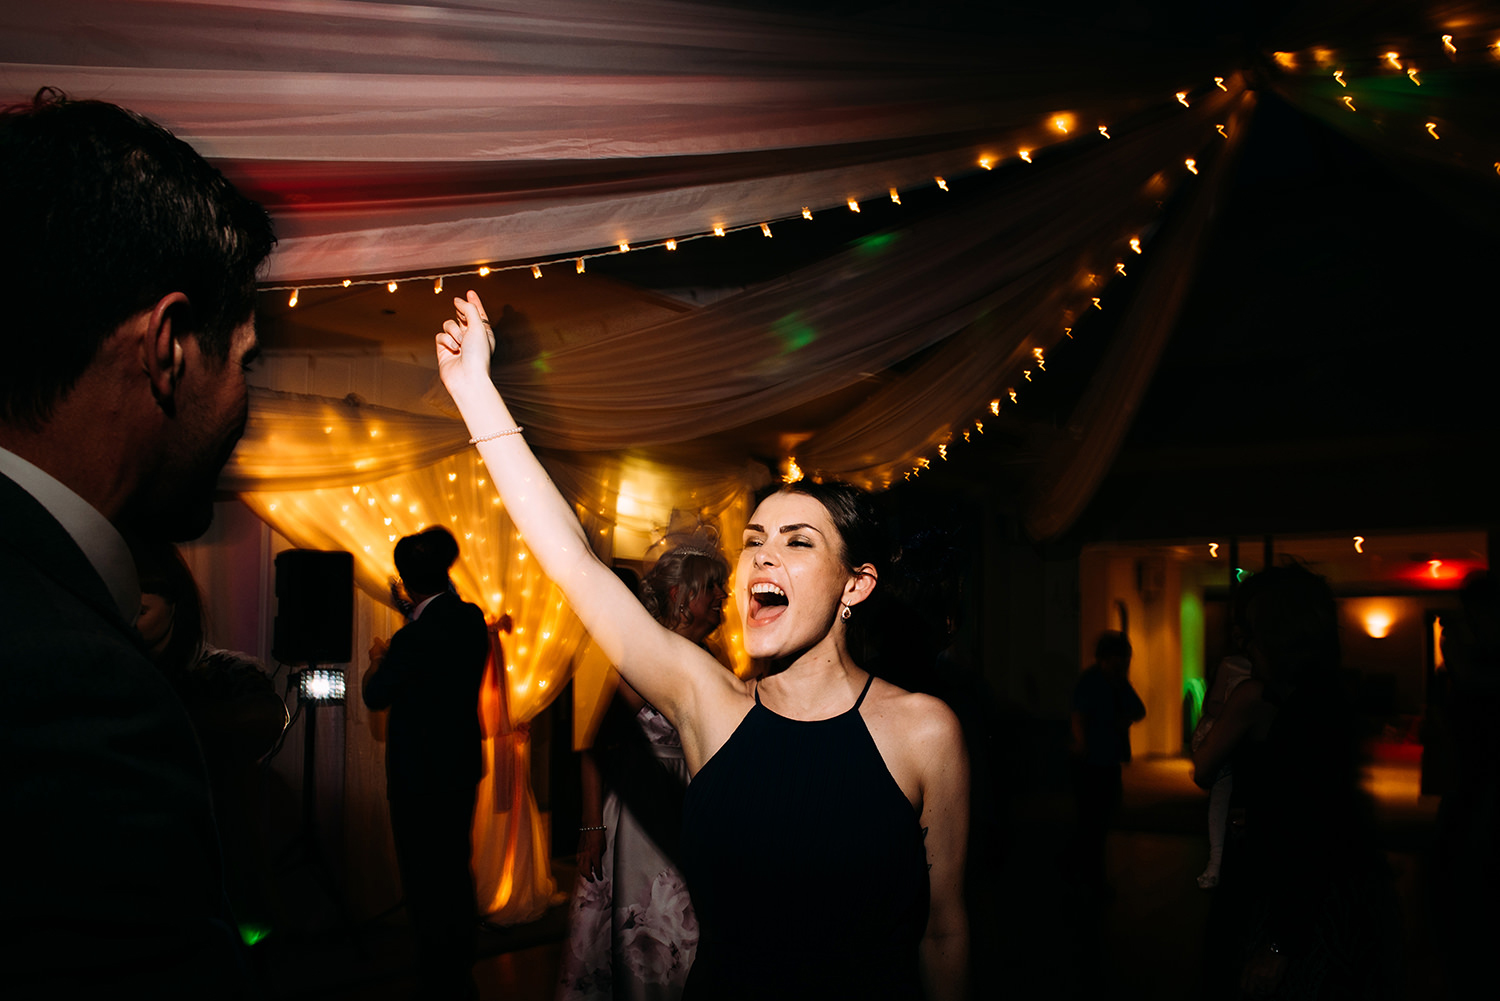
[531,351,552,375]
[1183,677,1207,732]
[854,232,899,256]
[1234,567,1252,583]
[1181,589,1205,733]
[772,313,817,354]
[238,923,272,947]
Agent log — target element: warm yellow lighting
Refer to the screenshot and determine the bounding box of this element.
[916,457,930,469]
[342,278,352,287]
[1023,370,1032,381]
[1033,347,1044,359]
[760,222,773,237]
[1214,76,1227,91]
[1385,51,1401,68]
[576,258,585,273]
[1091,297,1102,309]
[1185,158,1198,174]
[531,264,542,279]
[478,266,491,276]
[1115,262,1127,276]
[619,241,631,252]
[288,288,299,307]
[1019,149,1032,163]
[935,177,948,191]
[962,430,971,442]
[1176,91,1190,107]
[665,239,676,250]
[1353,535,1365,554]
[975,420,984,433]
[978,156,994,170]
[1312,48,1335,67]
[1343,95,1357,111]
[1064,327,1073,338]
[352,486,360,494]
[1443,34,1457,54]
[1209,543,1219,558]
[847,198,861,213]
[1098,125,1111,139]
[713,224,726,237]
[1008,389,1018,403]
[938,444,948,460]
[1054,116,1069,133]
[1273,52,1297,69]
[324,426,334,434]
[1408,67,1421,85]
[802,206,813,219]
[1130,237,1142,254]
[888,188,901,205]
[1334,70,1346,87]
[434,277,443,293]
[1426,121,1440,139]
[1364,609,1393,639]
[989,399,1000,415]
[387,281,398,292]
[1216,124,1228,138]
[783,458,804,484]
[1429,559,1443,577]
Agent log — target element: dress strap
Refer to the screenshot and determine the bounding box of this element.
[851,672,876,711]
[753,679,762,706]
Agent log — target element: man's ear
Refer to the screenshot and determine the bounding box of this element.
[141,292,192,405]
[844,563,878,607]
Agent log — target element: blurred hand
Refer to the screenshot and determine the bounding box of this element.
[577,827,606,881]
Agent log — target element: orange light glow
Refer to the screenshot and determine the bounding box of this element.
[1091,297,1102,309]
[1214,76,1227,91]
[935,177,948,191]
[1408,67,1421,85]
[1364,609,1394,639]
[989,399,1000,415]
[434,276,444,292]
[1185,158,1198,174]
[889,188,901,204]
[387,281,398,292]
[1426,122,1440,138]
[1130,237,1142,254]
[531,265,542,279]
[1334,70,1346,86]
[760,222,772,237]
[1443,34,1457,54]
[342,279,353,287]
[618,241,630,252]
[1273,51,1297,69]
[1209,543,1220,558]
[1343,95,1357,111]
[1385,51,1402,68]
[847,198,861,212]
[1019,150,1032,163]
[665,239,676,251]
[1115,262,1127,276]
[979,156,994,170]
[1008,389,1018,403]
[802,206,813,219]
[713,225,726,237]
[288,289,298,307]
[1216,124,1228,137]
[1054,115,1072,133]
[478,266,490,276]
[1176,91,1190,106]
[1098,125,1111,139]
[576,258,585,273]
[1429,559,1443,578]
[1353,535,1365,553]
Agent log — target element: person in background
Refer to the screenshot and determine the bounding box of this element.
[1069,630,1146,899]
[363,526,492,999]
[1189,649,1253,889]
[558,543,731,1001]
[0,88,274,994]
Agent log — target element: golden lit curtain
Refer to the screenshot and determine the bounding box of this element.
[231,394,753,921]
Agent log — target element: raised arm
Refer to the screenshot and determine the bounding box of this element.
[1192,678,1270,787]
[435,291,727,728]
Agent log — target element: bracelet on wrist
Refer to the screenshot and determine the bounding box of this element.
[579,825,606,832]
[470,426,524,444]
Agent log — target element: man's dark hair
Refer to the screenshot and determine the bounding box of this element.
[0,88,275,428]
[394,527,461,597]
[1095,630,1132,662]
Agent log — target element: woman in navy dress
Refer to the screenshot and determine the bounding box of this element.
[436,291,969,1000]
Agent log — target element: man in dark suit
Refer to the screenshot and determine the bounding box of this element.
[0,90,274,993]
[363,527,492,998]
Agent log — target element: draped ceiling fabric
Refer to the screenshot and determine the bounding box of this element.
[9,0,1490,923]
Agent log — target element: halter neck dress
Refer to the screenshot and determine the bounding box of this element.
[679,674,929,1000]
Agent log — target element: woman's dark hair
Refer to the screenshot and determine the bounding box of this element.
[1234,561,1340,690]
[775,479,887,572]
[130,538,206,676]
[394,527,461,596]
[0,88,275,428]
[640,545,730,630]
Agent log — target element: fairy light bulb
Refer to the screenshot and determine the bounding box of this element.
[889,188,901,204]
[1334,70,1345,86]
[1064,327,1073,338]
[1115,262,1127,276]
[713,225,725,237]
[938,444,948,460]
[1407,67,1421,85]
[387,281,398,292]
[618,241,630,252]
[1214,76,1227,91]
[288,288,299,307]
[1426,122,1440,138]
[1209,543,1219,558]
[1443,35,1456,55]
[760,222,773,237]
[1216,124,1228,137]
[531,264,542,279]
[1385,51,1401,69]
[1353,536,1365,554]
[989,399,1000,415]
[1091,297,1102,309]
[1054,117,1069,133]
[342,278,352,287]
[576,258,585,274]
[1130,237,1142,254]
[1176,91,1190,107]
[935,177,948,191]
[802,206,813,219]
[478,266,490,276]
[1098,125,1111,138]
[434,277,443,293]
[1343,95,1357,111]
[1185,158,1198,174]
[847,198,861,213]
[1008,389,1018,403]
[1019,150,1032,163]
[978,156,994,170]
[665,239,676,251]
[1023,370,1032,381]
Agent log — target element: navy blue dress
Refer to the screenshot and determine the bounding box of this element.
[679,674,929,1000]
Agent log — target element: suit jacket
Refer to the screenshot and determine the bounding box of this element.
[0,472,245,993]
[363,591,490,798]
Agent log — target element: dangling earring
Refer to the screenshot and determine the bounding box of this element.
[840,603,852,621]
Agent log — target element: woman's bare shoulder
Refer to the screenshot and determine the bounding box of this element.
[868,677,962,747]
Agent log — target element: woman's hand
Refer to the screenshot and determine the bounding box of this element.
[577,827,606,881]
[436,290,498,404]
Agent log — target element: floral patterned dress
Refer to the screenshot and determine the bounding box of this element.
[557,705,698,1001]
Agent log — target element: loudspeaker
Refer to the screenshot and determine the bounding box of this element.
[273,549,354,665]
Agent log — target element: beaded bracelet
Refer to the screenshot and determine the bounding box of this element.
[469,426,524,444]
[579,825,606,832]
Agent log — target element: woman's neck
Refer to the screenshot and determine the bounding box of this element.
[756,640,865,718]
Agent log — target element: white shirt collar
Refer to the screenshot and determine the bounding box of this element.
[0,445,140,625]
[410,592,441,621]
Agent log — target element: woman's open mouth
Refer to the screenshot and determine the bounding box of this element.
[747,581,788,623]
